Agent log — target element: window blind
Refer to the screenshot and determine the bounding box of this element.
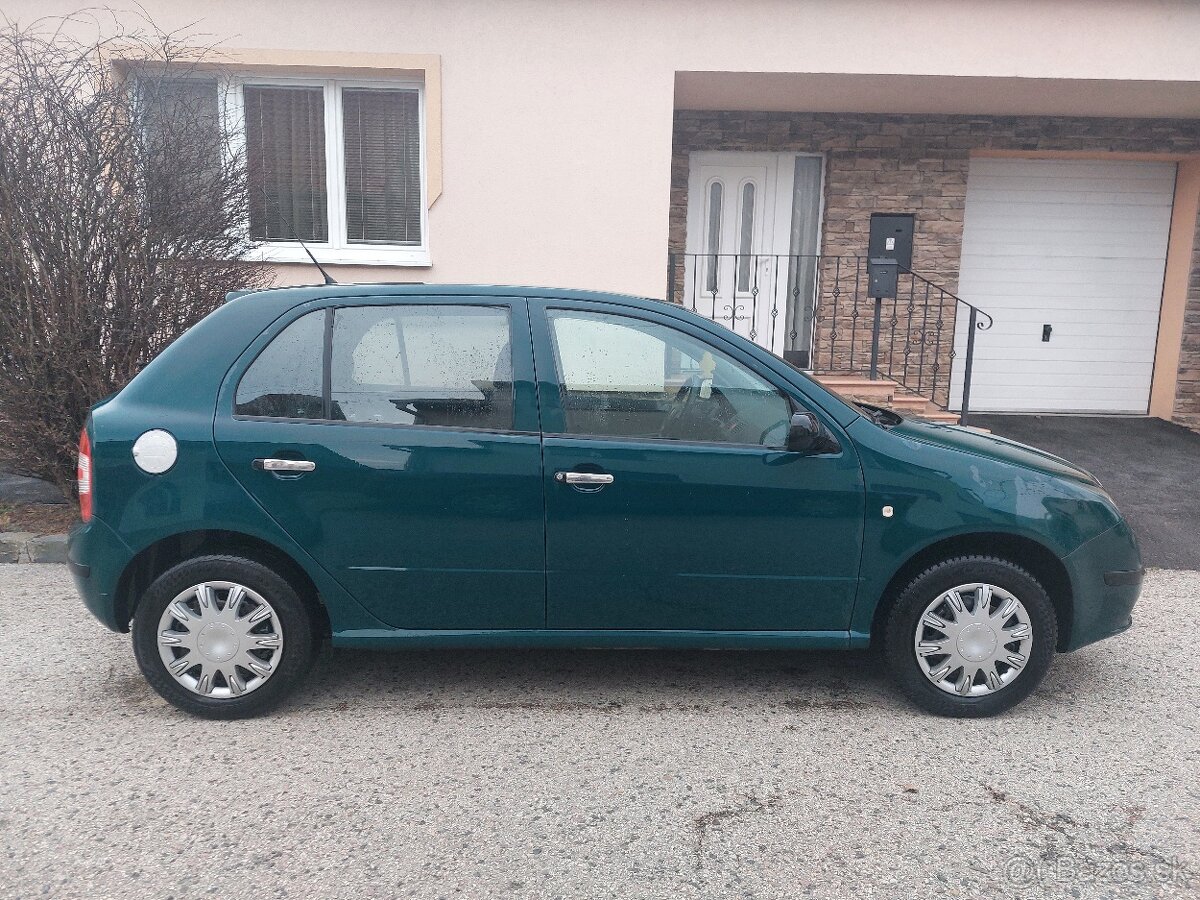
[342,88,422,245]
[244,86,328,242]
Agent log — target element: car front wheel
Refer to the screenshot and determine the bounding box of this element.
[883,556,1058,717]
[132,555,318,718]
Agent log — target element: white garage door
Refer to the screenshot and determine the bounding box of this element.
[951,158,1176,413]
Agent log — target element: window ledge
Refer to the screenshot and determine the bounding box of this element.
[251,243,431,268]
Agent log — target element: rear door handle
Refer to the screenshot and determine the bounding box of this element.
[253,458,316,473]
[554,471,614,486]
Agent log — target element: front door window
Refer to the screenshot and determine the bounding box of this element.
[547,310,793,448]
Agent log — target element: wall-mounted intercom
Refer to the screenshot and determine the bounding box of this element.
[868,213,915,271]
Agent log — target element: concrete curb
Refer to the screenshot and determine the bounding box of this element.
[0,532,68,563]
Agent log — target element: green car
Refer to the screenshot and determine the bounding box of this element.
[69,285,1143,718]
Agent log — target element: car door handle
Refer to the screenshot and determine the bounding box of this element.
[554,471,614,486]
[253,458,316,473]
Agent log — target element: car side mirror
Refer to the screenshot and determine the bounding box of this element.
[786,412,840,455]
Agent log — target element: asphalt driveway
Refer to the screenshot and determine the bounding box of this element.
[0,470,63,505]
[971,415,1200,569]
[1,565,1196,899]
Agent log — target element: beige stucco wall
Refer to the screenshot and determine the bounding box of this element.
[7,0,1200,297]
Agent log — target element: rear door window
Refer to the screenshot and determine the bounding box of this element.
[330,305,513,429]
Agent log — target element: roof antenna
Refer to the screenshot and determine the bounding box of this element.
[261,189,337,285]
[298,237,337,286]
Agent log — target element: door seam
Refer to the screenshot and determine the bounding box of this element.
[524,298,550,628]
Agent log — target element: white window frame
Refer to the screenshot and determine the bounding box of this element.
[220,74,430,267]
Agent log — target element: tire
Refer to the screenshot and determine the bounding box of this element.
[132,555,318,719]
[883,556,1057,717]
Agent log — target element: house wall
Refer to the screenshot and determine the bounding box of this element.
[9,0,1200,298]
[671,112,1200,414]
[7,0,1200,421]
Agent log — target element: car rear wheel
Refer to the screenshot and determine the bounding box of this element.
[132,555,318,718]
[883,556,1057,717]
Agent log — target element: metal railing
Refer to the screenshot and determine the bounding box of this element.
[665,252,993,423]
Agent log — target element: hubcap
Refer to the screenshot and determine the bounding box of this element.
[913,583,1033,697]
[156,582,283,699]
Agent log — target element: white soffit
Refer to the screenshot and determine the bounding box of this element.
[674,72,1200,118]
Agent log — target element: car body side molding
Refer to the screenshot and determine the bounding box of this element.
[331,628,852,650]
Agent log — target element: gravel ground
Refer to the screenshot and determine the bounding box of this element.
[1,565,1196,900]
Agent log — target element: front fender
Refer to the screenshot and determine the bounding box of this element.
[847,418,1123,639]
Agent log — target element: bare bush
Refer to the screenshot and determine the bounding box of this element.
[0,15,268,497]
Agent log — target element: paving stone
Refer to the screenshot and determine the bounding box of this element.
[26,534,68,564]
[0,532,33,563]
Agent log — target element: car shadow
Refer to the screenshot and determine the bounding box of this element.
[294,645,897,714]
[281,638,1127,718]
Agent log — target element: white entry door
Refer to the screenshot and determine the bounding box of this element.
[684,152,809,356]
[951,158,1176,413]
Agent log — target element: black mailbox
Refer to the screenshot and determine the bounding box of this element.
[867,258,899,299]
[868,213,915,270]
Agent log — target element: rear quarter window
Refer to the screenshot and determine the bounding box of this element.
[235,311,325,418]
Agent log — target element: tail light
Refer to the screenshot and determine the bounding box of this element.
[77,428,93,522]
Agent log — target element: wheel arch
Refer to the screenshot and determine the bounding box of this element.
[113,529,330,638]
[869,532,1074,651]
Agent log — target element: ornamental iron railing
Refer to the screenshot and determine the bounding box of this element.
[665,252,993,423]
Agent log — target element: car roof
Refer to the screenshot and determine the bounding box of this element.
[228,283,673,311]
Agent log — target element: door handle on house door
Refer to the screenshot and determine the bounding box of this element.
[1042,324,1053,342]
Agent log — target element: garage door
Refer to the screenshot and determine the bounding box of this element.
[951,158,1176,413]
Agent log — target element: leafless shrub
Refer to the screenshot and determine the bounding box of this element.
[0,14,269,496]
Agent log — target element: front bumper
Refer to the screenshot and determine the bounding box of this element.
[68,517,134,632]
[1061,518,1144,652]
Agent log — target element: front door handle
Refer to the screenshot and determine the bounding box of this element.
[554,471,614,486]
[253,458,316,473]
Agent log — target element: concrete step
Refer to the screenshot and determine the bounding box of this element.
[812,371,967,425]
[814,375,893,389]
[920,411,963,424]
[813,376,895,401]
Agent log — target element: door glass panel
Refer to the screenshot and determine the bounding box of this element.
[548,310,792,447]
[786,156,824,360]
[705,180,723,292]
[235,311,325,418]
[331,305,513,429]
[736,181,756,293]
